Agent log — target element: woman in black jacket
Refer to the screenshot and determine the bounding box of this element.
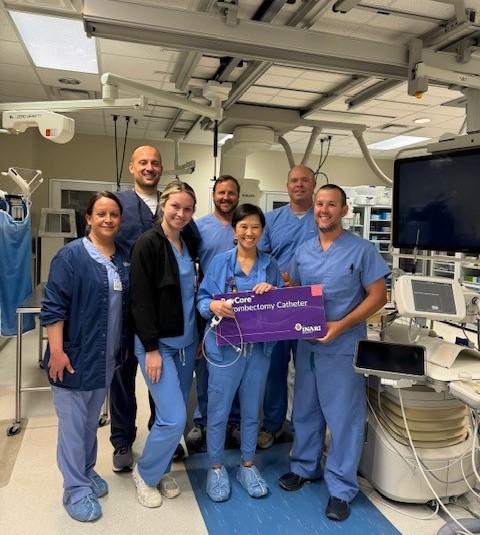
[129,180,200,508]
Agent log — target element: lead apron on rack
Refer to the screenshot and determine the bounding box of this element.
[0,210,35,336]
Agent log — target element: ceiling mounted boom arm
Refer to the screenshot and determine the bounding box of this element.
[101,73,228,121]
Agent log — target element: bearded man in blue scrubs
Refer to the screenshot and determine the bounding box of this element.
[278,184,390,522]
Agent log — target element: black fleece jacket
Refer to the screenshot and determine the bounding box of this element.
[130,224,201,352]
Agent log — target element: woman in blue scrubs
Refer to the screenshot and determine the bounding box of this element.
[197,203,284,502]
[129,180,200,508]
[41,191,129,522]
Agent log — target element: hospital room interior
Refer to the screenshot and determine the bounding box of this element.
[2,0,480,534]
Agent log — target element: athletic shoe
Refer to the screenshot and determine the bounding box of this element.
[206,466,230,502]
[186,424,206,451]
[325,496,350,521]
[63,492,101,522]
[257,427,284,449]
[90,474,108,498]
[132,464,162,508]
[112,445,133,472]
[236,464,269,498]
[279,471,317,491]
[172,443,185,462]
[159,473,181,499]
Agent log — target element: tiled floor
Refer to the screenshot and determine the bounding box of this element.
[0,322,479,535]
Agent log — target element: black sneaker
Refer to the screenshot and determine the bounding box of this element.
[325,496,350,521]
[113,445,134,472]
[172,443,185,462]
[186,424,206,451]
[279,471,315,491]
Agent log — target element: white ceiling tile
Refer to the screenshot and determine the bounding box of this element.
[298,71,347,84]
[263,65,305,78]
[0,9,20,41]
[0,41,31,66]
[97,39,163,59]
[286,78,337,92]
[239,93,278,105]
[363,101,428,114]
[256,74,297,88]
[100,54,172,80]
[0,80,48,100]
[270,95,315,107]
[35,68,100,91]
[0,63,38,84]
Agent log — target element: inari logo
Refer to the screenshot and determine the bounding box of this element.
[301,325,322,334]
[294,323,302,332]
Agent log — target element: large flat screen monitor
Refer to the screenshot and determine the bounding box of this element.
[392,148,480,253]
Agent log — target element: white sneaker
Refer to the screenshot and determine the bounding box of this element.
[132,464,162,508]
[159,473,181,499]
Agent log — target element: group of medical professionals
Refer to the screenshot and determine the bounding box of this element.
[40,144,390,523]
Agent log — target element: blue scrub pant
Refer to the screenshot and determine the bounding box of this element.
[207,346,270,466]
[261,339,297,432]
[52,385,107,505]
[134,336,196,486]
[192,356,241,426]
[290,345,366,502]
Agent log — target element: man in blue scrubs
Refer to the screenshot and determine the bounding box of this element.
[278,184,389,522]
[186,175,241,452]
[257,165,318,449]
[111,146,200,471]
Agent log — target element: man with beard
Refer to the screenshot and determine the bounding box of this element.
[186,175,241,452]
[278,184,389,521]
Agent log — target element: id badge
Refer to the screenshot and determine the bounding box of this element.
[113,278,123,291]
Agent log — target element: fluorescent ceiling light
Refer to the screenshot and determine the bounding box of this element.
[367,135,430,150]
[10,11,98,74]
[218,133,233,146]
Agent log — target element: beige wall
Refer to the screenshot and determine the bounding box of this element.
[246,150,393,191]
[0,130,394,231]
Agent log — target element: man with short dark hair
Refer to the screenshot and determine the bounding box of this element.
[278,184,389,521]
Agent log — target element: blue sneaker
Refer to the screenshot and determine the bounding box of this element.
[90,474,108,498]
[64,492,101,522]
[206,466,230,502]
[236,464,269,498]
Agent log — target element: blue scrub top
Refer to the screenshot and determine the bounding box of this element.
[161,237,198,349]
[196,213,236,271]
[259,204,318,271]
[288,231,390,355]
[232,256,262,293]
[83,237,122,384]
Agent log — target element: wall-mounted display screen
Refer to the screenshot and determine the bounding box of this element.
[392,148,480,253]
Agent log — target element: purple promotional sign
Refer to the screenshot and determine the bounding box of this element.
[214,285,326,346]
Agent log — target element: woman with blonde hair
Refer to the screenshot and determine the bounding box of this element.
[129,180,201,508]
